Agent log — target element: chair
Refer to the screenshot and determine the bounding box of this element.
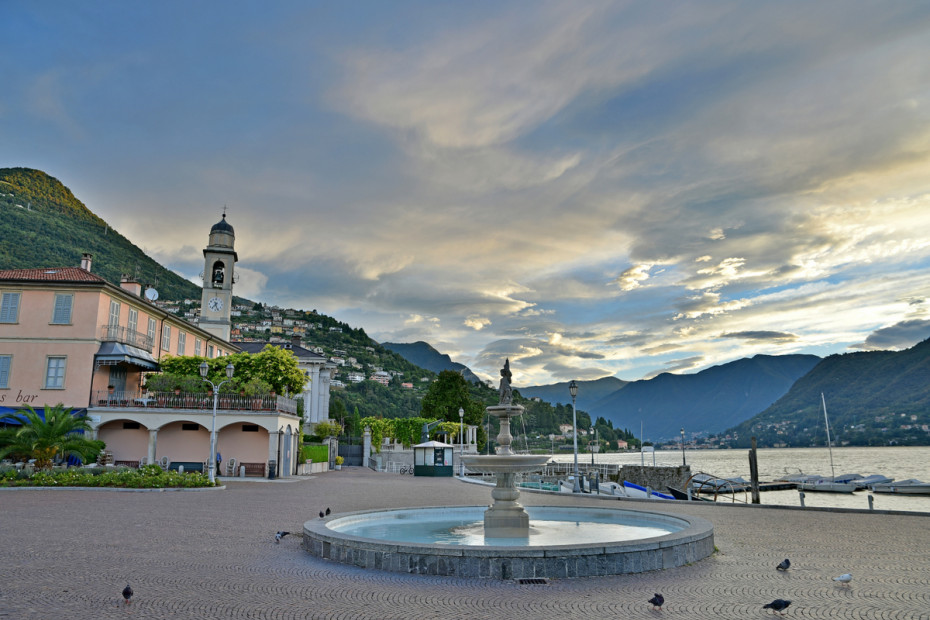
[158,456,170,470]
[139,456,149,467]
[225,457,237,476]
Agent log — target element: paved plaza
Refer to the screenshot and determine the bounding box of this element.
[1,468,928,619]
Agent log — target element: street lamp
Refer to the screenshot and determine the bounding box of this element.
[569,380,579,493]
[459,407,465,477]
[200,361,235,484]
[680,427,686,466]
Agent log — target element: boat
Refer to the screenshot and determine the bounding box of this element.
[797,394,858,494]
[690,473,749,493]
[622,480,675,500]
[667,486,712,501]
[870,479,930,495]
[849,474,894,490]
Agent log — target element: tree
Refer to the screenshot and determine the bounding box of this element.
[0,404,105,468]
[421,371,484,427]
[159,345,306,395]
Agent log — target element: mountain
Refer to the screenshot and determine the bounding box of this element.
[381,341,482,384]
[589,354,821,441]
[724,338,930,447]
[519,377,628,413]
[1,167,203,301]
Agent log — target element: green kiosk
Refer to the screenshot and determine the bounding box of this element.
[413,440,454,477]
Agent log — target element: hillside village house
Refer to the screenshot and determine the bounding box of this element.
[0,216,308,477]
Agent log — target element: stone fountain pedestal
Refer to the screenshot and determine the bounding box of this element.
[461,404,550,537]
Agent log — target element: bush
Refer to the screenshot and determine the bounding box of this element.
[0,464,215,489]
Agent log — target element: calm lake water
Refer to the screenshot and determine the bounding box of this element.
[547,446,930,513]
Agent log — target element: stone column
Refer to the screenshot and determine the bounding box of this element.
[268,429,280,472]
[148,429,158,463]
[308,365,321,422]
[363,426,371,466]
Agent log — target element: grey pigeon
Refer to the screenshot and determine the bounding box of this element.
[763,599,791,614]
[776,558,790,571]
[122,584,133,604]
[319,510,325,519]
[325,507,331,516]
[647,593,664,610]
[833,573,852,584]
[274,531,290,543]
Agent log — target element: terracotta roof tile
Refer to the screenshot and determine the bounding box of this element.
[0,267,107,283]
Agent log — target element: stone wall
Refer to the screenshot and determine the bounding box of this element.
[618,465,690,492]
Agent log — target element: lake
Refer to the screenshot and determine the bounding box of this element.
[547,446,930,513]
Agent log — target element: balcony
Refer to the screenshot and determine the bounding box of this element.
[90,390,298,415]
[99,324,154,352]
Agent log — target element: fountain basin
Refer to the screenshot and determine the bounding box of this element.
[303,505,714,579]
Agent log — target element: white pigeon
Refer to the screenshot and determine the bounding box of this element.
[833,573,852,584]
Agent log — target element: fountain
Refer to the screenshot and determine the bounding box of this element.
[303,361,714,579]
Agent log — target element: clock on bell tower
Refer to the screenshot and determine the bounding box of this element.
[199,212,237,342]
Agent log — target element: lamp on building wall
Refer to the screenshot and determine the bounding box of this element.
[200,361,234,484]
[569,380,580,493]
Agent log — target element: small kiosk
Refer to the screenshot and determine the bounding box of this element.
[413,440,454,477]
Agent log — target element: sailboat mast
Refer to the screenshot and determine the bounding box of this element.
[821,392,836,480]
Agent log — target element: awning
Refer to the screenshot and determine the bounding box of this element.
[94,342,159,370]
[0,406,88,425]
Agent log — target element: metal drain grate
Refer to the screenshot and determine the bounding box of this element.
[516,578,549,585]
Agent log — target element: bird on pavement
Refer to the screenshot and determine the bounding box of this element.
[776,558,791,571]
[833,573,852,585]
[325,507,331,516]
[122,584,133,605]
[763,599,791,614]
[319,510,325,519]
[274,531,290,544]
[647,593,664,610]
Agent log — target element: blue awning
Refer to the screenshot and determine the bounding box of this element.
[94,342,159,370]
[0,406,89,425]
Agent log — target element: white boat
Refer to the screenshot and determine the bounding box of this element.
[798,394,858,494]
[870,479,930,495]
[849,474,894,489]
[690,473,749,493]
[622,481,675,500]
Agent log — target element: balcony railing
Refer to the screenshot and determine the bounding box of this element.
[91,390,298,415]
[99,324,154,352]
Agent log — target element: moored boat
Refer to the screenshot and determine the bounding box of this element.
[849,474,893,489]
[870,479,930,495]
[797,477,857,493]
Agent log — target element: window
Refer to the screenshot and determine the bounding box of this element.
[194,338,202,356]
[242,424,259,432]
[45,357,66,389]
[123,422,141,429]
[161,324,171,351]
[0,355,10,388]
[178,331,186,355]
[51,293,73,324]
[0,291,21,323]
[182,423,200,431]
[207,344,214,358]
[108,300,120,326]
[128,308,138,334]
[147,318,157,346]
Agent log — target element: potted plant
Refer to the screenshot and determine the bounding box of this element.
[334,455,344,470]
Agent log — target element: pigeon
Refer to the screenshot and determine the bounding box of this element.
[274,531,290,544]
[122,584,133,604]
[325,507,331,516]
[776,558,791,571]
[319,510,325,519]
[833,573,852,585]
[647,593,664,610]
[763,599,791,614]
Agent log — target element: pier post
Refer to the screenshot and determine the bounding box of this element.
[749,437,760,504]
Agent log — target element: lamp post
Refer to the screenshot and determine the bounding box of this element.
[459,407,465,477]
[200,361,235,484]
[680,427,686,466]
[569,380,579,493]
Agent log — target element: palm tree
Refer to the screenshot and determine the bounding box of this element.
[0,404,105,468]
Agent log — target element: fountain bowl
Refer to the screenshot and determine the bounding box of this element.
[303,505,714,579]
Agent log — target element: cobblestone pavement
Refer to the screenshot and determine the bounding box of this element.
[2,468,928,619]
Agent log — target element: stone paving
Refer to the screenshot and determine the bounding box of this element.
[1,467,928,619]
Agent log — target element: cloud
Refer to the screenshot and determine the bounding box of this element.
[857,319,930,351]
[464,316,491,330]
[720,331,798,343]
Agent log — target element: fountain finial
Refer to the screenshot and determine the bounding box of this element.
[498,359,513,405]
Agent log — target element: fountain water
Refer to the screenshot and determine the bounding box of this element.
[303,360,714,579]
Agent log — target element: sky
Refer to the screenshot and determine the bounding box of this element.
[3,2,930,387]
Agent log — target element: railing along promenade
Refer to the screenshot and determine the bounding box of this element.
[90,390,298,415]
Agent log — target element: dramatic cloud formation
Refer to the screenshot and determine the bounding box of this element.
[3,1,930,385]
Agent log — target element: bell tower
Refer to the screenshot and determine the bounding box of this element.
[199,212,237,342]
